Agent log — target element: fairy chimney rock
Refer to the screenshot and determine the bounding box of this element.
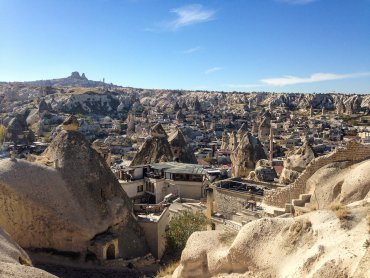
[62,115,79,131]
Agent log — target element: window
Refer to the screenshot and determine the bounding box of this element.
[137,184,143,192]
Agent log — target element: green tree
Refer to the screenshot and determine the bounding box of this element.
[0,125,7,145]
[165,210,209,259]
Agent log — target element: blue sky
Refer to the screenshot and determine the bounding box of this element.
[0,0,370,93]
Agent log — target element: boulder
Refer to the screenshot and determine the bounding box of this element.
[280,143,316,184]
[254,166,277,182]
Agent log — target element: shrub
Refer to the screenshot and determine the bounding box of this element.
[330,202,352,229]
[0,125,7,145]
[156,261,180,278]
[165,210,209,260]
[219,231,237,245]
[364,239,370,249]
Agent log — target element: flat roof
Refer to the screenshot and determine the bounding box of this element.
[151,162,206,175]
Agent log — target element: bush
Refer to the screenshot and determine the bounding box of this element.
[156,261,180,278]
[330,202,352,229]
[165,210,209,260]
[0,125,7,145]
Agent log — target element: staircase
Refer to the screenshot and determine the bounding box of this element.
[273,194,312,216]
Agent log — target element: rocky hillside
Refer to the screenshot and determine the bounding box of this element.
[1,74,370,117]
[22,72,112,88]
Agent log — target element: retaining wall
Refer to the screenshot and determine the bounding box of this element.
[263,141,370,208]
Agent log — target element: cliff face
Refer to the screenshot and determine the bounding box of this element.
[0,129,147,259]
[230,132,267,177]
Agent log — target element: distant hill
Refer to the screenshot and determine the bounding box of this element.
[20,71,120,88]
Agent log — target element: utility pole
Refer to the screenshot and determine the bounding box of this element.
[269,121,273,162]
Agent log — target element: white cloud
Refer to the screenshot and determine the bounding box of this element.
[205,67,222,74]
[277,0,318,5]
[182,46,202,54]
[167,4,215,31]
[261,72,370,86]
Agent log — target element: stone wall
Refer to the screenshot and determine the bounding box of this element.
[212,186,262,219]
[263,141,370,208]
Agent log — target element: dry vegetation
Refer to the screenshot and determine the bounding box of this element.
[219,231,238,245]
[367,208,370,234]
[330,202,352,229]
[156,261,180,278]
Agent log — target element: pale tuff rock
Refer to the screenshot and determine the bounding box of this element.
[61,115,79,131]
[248,159,277,182]
[0,129,147,259]
[38,99,51,113]
[130,123,173,166]
[5,116,35,145]
[173,203,370,278]
[175,110,185,123]
[230,132,267,177]
[258,110,271,141]
[236,123,248,143]
[150,123,167,138]
[168,127,197,164]
[193,96,202,112]
[229,131,238,151]
[221,130,229,150]
[306,159,370,208]
[126,112,136,135]
[279,143,317,184]
[0,227,56,278]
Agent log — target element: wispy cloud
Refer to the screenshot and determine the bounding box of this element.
[182,46,202,54]
[170,4,215,30]
[261,72,370,86]
[277,0,318,5]
[205,67,222,74]
[153,4,216,31]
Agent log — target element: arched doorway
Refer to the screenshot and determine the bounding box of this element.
[106,244,116,260]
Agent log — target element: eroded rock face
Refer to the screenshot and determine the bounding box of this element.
[306,159,370,207]
[280,143,316,184]
[173,206,369,278]
[221,130,229,150]
[5,116,35,144]
[247,159,277,182]
[258,111,271,141]
[231,132,267,177]
[168,127,197,164]
[0,227,55,278]
[130,123,173,166]
[0,129,147,259]
[62,115,79,131]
